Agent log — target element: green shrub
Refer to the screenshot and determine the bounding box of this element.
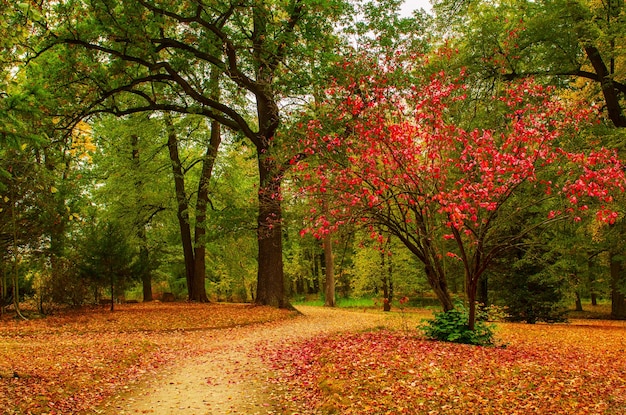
[491,243,569,324]
[420,303,495,346]
[500,271,568,324]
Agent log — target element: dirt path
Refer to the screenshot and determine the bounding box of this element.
[99,306,397,415]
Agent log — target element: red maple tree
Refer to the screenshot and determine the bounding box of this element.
[295,51,625,329]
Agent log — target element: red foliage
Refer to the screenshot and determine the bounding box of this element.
[266,321,626,414]
[295,50,625,325]
[297,54,624,238]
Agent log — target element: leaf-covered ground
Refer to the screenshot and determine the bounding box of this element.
[0,303,292,415]
[101,306,396,415]
[3,304,626,415]
[266,318,626,414]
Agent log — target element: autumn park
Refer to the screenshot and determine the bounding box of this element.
[1,0,626,413]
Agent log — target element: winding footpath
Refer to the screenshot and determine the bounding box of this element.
[99,306,397,415]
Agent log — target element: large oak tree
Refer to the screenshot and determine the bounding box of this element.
[22,0,350,306]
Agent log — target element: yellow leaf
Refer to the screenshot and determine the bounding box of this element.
[50,186,58,193]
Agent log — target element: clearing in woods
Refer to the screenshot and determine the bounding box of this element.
[3,303,625,414]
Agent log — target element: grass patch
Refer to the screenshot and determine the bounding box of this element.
[292,295,443,311]
[292,295,380,308]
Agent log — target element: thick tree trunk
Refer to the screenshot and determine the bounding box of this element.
[575,292,583,312]
[250,6,293,310]
[191,120,221,304]
[424,264,454,312]
[468,299,476,331]
[323,234,335,307]
[255,156,290,308]
[166,116,197,300]
[191,237,207,302]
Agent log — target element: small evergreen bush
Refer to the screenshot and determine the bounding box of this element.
[420,303,495,346]
[500,270,568,324]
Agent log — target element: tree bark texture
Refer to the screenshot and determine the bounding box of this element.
[254,154,289,308]
[583,45,626,128]
[166,115,207,302]
[424,264,454,312]
[191,120,221,304]
[251,6,292,309]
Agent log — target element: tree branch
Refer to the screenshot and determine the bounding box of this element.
[503,69,626,95]
[136,0,260,96]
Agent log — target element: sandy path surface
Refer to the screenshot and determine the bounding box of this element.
[99,306,397,415]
